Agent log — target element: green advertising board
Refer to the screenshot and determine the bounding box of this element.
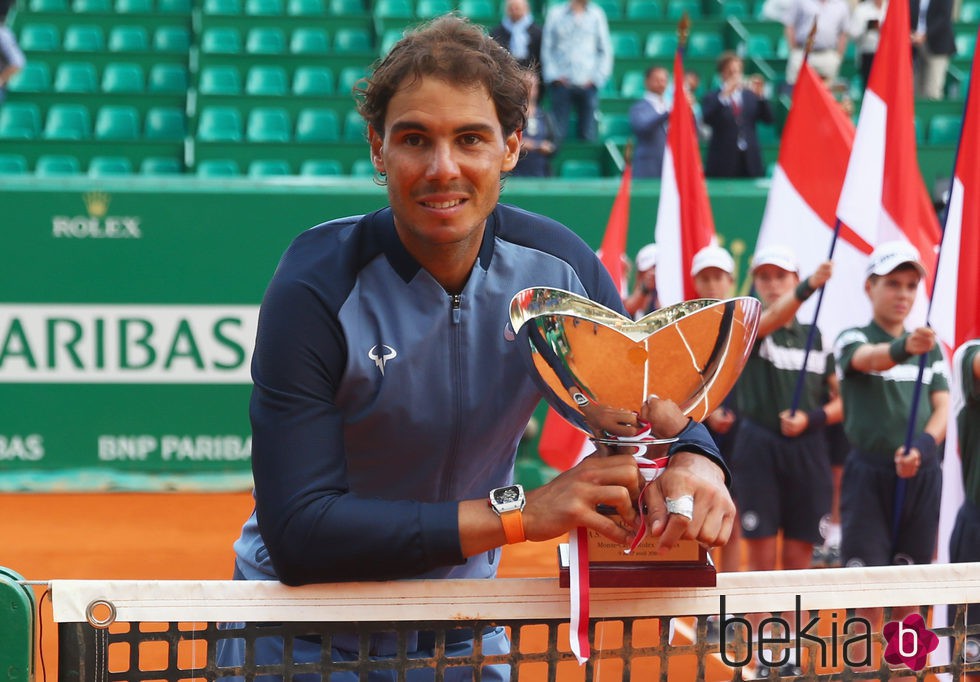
[1,175,767,490]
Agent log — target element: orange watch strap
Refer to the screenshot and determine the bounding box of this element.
[499,509,526,544]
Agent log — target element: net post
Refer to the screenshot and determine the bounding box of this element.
[0,567,35,682]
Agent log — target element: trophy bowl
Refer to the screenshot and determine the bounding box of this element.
[509,288,762,443]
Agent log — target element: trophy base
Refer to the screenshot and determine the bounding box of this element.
[557,515,717,588]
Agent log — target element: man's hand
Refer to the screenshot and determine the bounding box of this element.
[807,261,833,290]
[894,444,921,479]
[643,451,735,550]
[906,326,936,356]
[778,409,808,437]
[706,407,735,434]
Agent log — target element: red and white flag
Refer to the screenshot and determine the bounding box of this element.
[654,48,717,305]
[835,0,941,328]
[929,25,979,662]
[537,160,635,471]
[754,60,866,345]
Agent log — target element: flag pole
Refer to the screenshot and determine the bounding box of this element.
[891,40,976,546]
[786,19,834,416]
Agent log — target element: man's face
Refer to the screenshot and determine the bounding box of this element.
[693,267,733,300]
[369,76,520,258]
[722,58,743,83]
[752,264,797,306]
[506,0,527,21]
[866,268,920,328]
[647,68,668,95]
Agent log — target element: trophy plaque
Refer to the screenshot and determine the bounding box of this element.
[509,288,761,588]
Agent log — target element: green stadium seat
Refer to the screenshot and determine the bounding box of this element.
[559,159,601,177]
[338,66,369,93]
[913,115,924,144]
[63,25,105,51]
[928,114,962,144]
[108,26,148,51]
[292,65,334,95]
[116,0,153,12]
[95,105,140,140]
[720,0,748,17]
[645,31,677,57]
[144,107,186,140]
[599,113,632,140]
[686,32,723,57]
[246,65,288,95]
[0,103,41,139]
[29,0,68,11]
[246,27,286,54]
[248,159,292,176]
[88,156,134,176]
[154,26,190,52]
[197,106,243,141]
[199,65,242,94]
[140,157,183,174]
[350,158,374,176]
[955,33,976,59]
[594,0,622,19]
[195,159,241,176]
[379,28,404,55]
[300,159,343,175]
[287,0,326,14]
[8,62,52,92]
[626,0,661,19]
[203,0,241,12]
[101,62,145,93]
[148,63,188,93]
[960,2,980,22]
[610,31,640,57]
[54,61,98,92]
[343,108,366,140]
[245,0,283,13]
[35,155,81,175]
[666,0,700,18]
[415,0,451,18]
[73,0,111,12]
[374,0,414,19]
[329,0,362,12]
[756,122,777,144]
[157,0,190,11]
[744,33,775,59]
[620,69,645,98]
[19,24,60,51]
[776,35,790,58]
[290,27,329,54]
[0,154,29,174]
[201,28,242,54]
[334,27,371,53]
[458,0,495,20]
[246,107,291,142]
[295,108,339,141]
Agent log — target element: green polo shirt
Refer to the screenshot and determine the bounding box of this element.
[834,322,949,459]
[957,342,980,506]
[735,320,834,433]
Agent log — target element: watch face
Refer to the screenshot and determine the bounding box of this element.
[493,486,520,505]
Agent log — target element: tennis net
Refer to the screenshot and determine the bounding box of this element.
[50,562,980,681]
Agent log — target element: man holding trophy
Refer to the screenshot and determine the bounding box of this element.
[223,15,740,679]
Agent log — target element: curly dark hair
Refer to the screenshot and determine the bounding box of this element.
[354,15,530,139]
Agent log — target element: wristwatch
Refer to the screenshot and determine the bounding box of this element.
[489,484,526,544]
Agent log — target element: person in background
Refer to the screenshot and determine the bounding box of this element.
[911,0,956,100]
[701,53,773,179]
[540,0,613,142]
[629,65,670,179]
[0,0,25,105]
[490,0,543,84]
[511,70,558,177]
[783,0,851,86]
[849,0,887,90]
[623,243,660,317]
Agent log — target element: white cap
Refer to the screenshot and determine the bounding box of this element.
[635,243,658,271]
[751,244,800,274]
[866,240,926,278]
[691,245,735,276]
